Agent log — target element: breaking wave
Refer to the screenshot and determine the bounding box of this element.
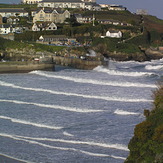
[0,99,102,113]
[114,109,140,115]
[145,65,163,70]
[0,153,32,163]
[0,115,62,130]
[0,83,152,103]
[94,66,155,77]
[14,135,129,151]
[63,131,74,137]
[0,133,126,160]
[29,71,156,88]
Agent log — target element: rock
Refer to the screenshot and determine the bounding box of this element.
[145,48,163,60]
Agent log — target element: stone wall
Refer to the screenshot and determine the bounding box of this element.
[0,62,54,73]
[53,56,102,70]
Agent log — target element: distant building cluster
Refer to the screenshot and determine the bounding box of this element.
[21,0,42,4]
[0,0,128,40]
[99,4,126,11]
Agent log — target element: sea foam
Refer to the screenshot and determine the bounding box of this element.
[0,81,152,103]
[15,135,129,151]
[0,99,103,113]
[145,65,163,70]
[29,71,156,88]
[94,66,155,77]
[114,109,140,115]
[0,115,62,130]
[0,133,126,160]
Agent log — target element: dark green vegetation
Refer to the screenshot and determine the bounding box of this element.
[13,10,163,55]
[1,4,163,60]
[0,37,65,53]
[0,3,37,9]
[125,84,163,163]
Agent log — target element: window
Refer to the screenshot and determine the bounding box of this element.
[65,14,69,18]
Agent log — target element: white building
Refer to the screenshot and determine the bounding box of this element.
[106,30,122,38]
[21,0,43,4]
[37,0,99,10]
[22,0,96,4]
[0,24,16,34]
[108,5,126,11]
[32,8,70,23]
[32,22,57,31]
[0,8,28,18]
[38,0,85,9]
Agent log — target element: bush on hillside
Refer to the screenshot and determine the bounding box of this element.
[125,84,163,163]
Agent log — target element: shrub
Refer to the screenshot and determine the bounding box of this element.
[153,124,163,142]
[134,121,153,142]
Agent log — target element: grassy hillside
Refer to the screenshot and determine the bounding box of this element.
[0,37,65,53]
[79,10,141,25]
[0,3,36,8]
[125,84,163,163]
[143,15,163,33]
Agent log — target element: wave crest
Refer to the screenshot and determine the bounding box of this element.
[94,66,155,77]
[114,109,140,115]
[145,65,163,70]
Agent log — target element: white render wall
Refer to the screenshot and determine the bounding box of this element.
[38,2,85,9]
[22,0,43,4]
[0,12,28,18]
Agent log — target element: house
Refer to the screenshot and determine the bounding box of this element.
[97,19,120,25]
[0,8,28,18]
[37,0,98,10]
[82,15,93,23]
[56,9,70,23]
[85,2,101,11]
[38,0,85,9]
[21,0,43,4]
[0,14,2,24]
[32,22,57,31]
[0,24,16,34]
[92,3,101,11]
[74,14,83,23]
[37,35,77,45]
[105,30,122,38]
[7,16,20,24]
[99,4,109,8]
[32,8,70,23]
[108,5,126,11]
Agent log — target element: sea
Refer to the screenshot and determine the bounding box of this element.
[0,59,163,163]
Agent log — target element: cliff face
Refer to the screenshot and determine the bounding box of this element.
[125,85,163,163]
[103,48,163,62]
[107,51,148,62]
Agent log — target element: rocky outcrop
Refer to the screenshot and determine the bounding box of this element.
[145,48,163,60]
[108,51,148,62]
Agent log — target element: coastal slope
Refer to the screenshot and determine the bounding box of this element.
[125,84,163,163]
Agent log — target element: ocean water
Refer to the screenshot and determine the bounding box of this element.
[0,59,163,163]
